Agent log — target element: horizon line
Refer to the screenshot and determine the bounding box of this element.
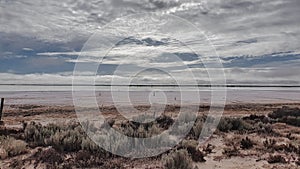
[0,84,300,88]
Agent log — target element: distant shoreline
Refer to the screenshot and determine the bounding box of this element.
[0,84,300,88]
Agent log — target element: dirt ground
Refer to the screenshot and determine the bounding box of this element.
[3,102,300,126]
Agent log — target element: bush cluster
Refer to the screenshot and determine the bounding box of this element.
[0,136,27,158]
[179,139,206,162]
[268,106,300,119]
[24,121,85,152]
[217,117,252,132]
[268,106,300,127]
[163,149,194,169]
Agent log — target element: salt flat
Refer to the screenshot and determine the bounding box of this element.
[0,86,299,106]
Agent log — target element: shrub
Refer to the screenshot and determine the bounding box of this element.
[119,114,165,138]
[275,143,299,153]
[156,115,174,129]
[263,139,276,150]
[24,121,46,146]
[254,123,275,135]
[217,118,252,132]
[81,137,99,152]
[132,114,155,123]
[223,146,239,157]
[190,118,204,139]
[267,106,300,127]
[24,121,85,152]
[36,147,64,165]
[163,149,194,169]
[170,122,193,137]
[267,155,286,164]
[180,140,206,162]
[280,116,300,127]
[44,128,83,152]
[268,106,300,119]
[75,150,91,161]
[188,147,205,162]
[0,136,27,157]
[177,112,197,124]
[242,114,267,122]
[240,137,254,149]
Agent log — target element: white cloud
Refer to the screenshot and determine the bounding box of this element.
[1,0,299,56]
[22,48,34,51]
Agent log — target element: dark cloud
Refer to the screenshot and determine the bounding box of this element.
[115,36,168,46]
[222,51,300,68]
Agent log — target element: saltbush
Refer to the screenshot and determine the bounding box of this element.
[163,149,194,169]
[217,117,252,132]
[0,136,27,157]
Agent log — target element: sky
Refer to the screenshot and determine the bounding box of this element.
[0,0,300,85]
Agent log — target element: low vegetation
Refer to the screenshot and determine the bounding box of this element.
[163,149,194,169]
[1,106,300,168]
[240,137,254,149]
[267,155,286,164]
[217,117,252,132]
[0,136,27,159]
[268,106,300,127]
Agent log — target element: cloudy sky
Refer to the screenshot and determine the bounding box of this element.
[0,0,300,85]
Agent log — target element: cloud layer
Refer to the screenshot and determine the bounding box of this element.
[0,0,300,85]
